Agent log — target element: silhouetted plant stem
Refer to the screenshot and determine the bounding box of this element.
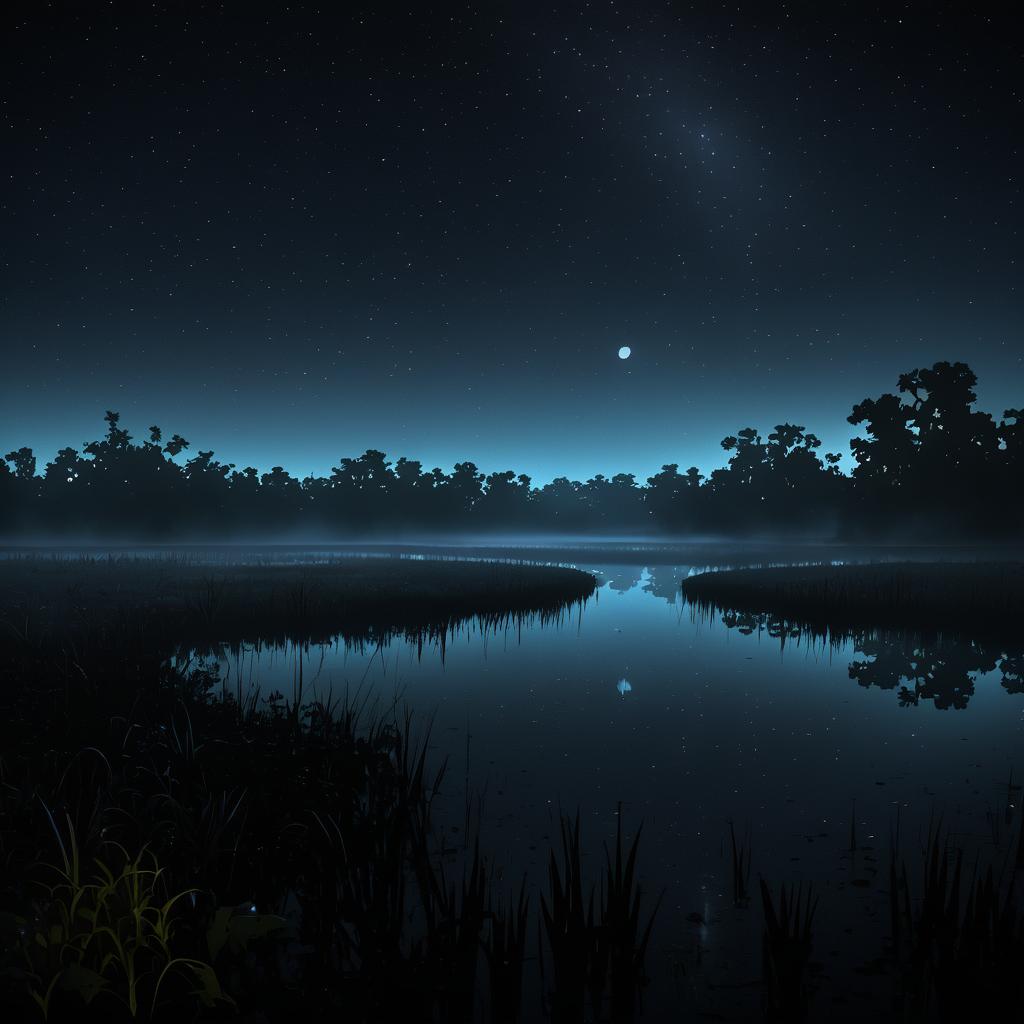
[540,812,591,1024]
[484,877,530,1024]
[602,809,661,1023]
[759,878,817,1023]
[730,819,752,908]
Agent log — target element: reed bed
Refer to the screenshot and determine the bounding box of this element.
[0,553,597,651]
[888,820,1024,1019]
[682,561,1024,640]
[538,810,660,1024]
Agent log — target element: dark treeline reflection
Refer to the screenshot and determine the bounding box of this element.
[2,360,1021,539]
[712,608,1024,711]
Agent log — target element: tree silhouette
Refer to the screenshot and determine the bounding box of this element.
[0,360,1019,539]
[847,360,1007,536]
[4,446,36,480]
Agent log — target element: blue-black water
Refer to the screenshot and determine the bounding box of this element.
[183,547,1023,1018]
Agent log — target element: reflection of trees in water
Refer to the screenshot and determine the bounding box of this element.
[595,564,692,603]
[848,639,1001,710]
[597,565,687,602]
[852,639,1024,710]
[711,609,1023,710]
[643,566,688,604]
[719,610,802,643]
[600,566,645,594]
[1001,655,1024,693]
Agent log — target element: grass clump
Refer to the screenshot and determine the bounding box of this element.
[10,810,240,1021]
[759,880,817,1023]
[539,809,660,1024]
[889,821,1024,1019]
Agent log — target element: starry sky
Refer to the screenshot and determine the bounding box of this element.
[2,2,1020,483]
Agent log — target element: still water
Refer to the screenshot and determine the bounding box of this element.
[192,550,1022,1017]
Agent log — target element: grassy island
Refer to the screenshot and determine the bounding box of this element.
[0,552,598,647]
[681,560,1024,639]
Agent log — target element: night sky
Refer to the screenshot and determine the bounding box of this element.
[3,3,1020,484]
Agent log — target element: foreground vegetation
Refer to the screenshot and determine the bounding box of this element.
[2,631,1023,1020]
[2,360,1022,539]
[0,599,664,1022]
[682,561,1024,641]
[2,561,1024,1019]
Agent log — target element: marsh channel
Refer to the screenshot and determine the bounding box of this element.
[24,541,1024,1019]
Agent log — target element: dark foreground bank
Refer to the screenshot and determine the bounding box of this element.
[0,555,607,1021]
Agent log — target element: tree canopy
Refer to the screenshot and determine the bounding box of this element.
[1,362,1019,540]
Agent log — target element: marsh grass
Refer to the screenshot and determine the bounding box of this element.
[889,820,1024,1019]
[0,618,483,1020]
[539,810,659,1024]
[0,553,598,652]
[598,814,661,1023]
[3,624,1020,1021]
[682,561,1024,641]
[483,878,530,1024]
[729,821,752,908]
[426,840,489,1022]
[6,548,1024,1019]
[539,813,591,1023]
[16,808,232,1021]
[759,879,817,1023]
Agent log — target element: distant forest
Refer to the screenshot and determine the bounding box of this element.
[2,361,1021,540]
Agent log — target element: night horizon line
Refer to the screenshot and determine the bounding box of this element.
[5,356,1021,487]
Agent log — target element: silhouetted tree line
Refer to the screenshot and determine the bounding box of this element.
[1,361,1020,539]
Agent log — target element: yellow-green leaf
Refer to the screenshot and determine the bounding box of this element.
[58,961,108,1005]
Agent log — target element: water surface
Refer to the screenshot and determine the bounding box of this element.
[189,547,1024,1017]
